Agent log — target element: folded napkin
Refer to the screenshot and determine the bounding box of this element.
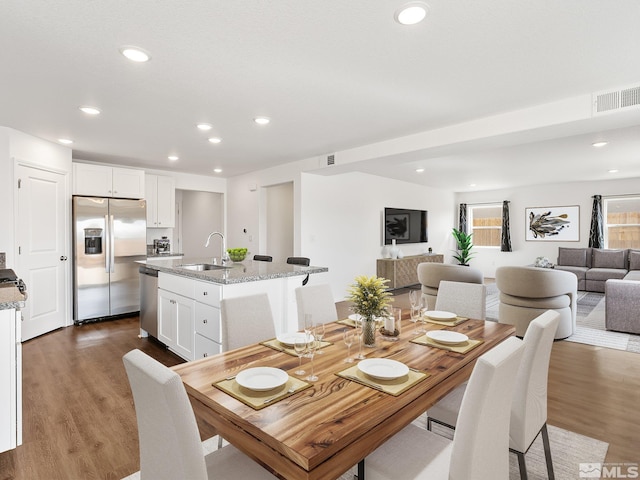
[411,334,483,354]
[423,316,469,326]
[336,364,429,396]
[261,338,333,356]
[213,376,311,410]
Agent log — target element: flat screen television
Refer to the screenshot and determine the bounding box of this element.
[383,207,428,245]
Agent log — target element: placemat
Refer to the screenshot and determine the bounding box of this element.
[261,338,333,356]
[213,375,311,410]
[411,334,483,354]
[336,364,429,396]
[424,316,468,326]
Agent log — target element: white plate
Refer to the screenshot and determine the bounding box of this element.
[357,358,409,380]
[235,367,289,391]
[276,332,314,346]
[425,310,457,321]
[426,330,469,345]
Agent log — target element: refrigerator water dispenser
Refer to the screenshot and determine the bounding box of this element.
[84,228,103,254]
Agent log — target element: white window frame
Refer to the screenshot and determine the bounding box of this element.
[468,203,502,249]
[603,196,640,249]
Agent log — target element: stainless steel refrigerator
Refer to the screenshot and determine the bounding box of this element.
[73,196,147,323]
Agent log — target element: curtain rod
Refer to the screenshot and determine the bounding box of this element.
[602,193,640,199]
[460,201,506,206]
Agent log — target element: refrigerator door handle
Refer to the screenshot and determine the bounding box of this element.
[105,214,110,273]
[109,214,115,273]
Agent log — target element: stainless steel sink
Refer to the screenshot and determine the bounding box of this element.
[177,263,230,271]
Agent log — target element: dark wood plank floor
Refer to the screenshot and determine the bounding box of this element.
[1,298,638,479]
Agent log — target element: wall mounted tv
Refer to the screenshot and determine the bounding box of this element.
[383,207,428,245]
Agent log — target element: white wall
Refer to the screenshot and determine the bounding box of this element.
[266,182,293,262]
[180,190,224,257]
[456,177,640,278]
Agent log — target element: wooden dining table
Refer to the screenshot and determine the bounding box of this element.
[172,317,515,480]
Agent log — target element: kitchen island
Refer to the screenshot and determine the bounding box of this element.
[140,258,328,361]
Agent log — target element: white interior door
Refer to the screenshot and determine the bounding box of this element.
[16,164,68,340]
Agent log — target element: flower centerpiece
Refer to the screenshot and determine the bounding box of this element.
[346,275,393,347]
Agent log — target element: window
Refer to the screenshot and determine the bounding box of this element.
[468,204,502,247]
[604,196,640,249]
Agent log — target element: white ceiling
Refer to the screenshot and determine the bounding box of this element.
[2,1,640,192]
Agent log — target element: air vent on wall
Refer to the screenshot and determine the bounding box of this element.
[593,84,640,115]
[327,154,335,166]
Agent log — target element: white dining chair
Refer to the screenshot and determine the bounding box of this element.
[122,349,276,480]
[220,293,276,351]
[295,284,338,330]
[434,280,487,320]
[426,310,560,480]
[363,336,525,480]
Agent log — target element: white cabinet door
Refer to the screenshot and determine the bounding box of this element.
[157,289,177,348]
[157,289,194,361]
[0,309,19,454]
[146,174,175,227]
[73,163,112,197]
[112,167,145,199]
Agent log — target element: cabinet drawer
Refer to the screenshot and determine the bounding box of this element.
[194,302,220,342]
[158,273,194,299]
[194,333,221,359]
[193,280,221,307]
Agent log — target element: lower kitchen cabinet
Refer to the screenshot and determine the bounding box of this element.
[0,308,21,454]
[157,289,195,360]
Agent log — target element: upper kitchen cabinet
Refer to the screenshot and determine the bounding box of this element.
[73,163,145,199]
[146,174,175,228]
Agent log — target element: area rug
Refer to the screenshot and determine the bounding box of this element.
[485,284,640,353]
[123,419,609,480]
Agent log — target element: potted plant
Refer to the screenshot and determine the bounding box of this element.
[452,228,474,266]
[346,275,393,347]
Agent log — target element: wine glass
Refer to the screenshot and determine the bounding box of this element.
[293,336,306,376]
[306,334,319,382]
[303,314,314,357]
[343,329,354,363]
[355,323,365,360]
[314,323,326,354]
[410,293,423,333]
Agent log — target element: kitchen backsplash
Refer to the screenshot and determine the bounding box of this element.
[0,252,5,269]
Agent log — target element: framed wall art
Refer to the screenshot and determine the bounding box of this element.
[525,205,580,241]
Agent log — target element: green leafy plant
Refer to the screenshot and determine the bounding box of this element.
[346,275,393,320]
[452,228,474,266]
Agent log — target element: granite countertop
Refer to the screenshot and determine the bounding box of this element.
[140,257,328,285]
[146,252,185,258]
[0,284,27,310]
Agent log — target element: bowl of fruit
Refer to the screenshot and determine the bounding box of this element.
[227,247,248,262]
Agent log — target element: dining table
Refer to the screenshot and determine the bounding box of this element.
[172,315,515,480]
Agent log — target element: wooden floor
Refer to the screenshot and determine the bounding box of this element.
[1,305,639,479]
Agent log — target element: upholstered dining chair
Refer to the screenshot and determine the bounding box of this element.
[417,262,484,310]
[122,349,276,480]
[220,293,276,351]
[363,336,525,480]
[434,280,487,319]
[287,256,311,285]
[295,284,338,330]
[253,254,273,262]
[426,310,560,480]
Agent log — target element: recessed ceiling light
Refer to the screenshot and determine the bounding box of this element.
[416,168,425,173]
[608,169,619,173]
[213,168,222,173]
[168,156,179,161]
[197,123,212,131]
[395,2,430,25]
[592,141,609,148]
[254,117,270,125]
[468,183,477,187]
[119,46,151,62]
[58,138,73,145]
[79,106,100,115]
[208,137,222,144]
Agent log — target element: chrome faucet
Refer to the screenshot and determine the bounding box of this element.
[204,231,230,265]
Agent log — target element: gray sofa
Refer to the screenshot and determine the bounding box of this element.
[604,249,640,334]
[555,247,638,292]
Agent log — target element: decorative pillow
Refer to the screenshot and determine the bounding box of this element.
[592,249,626,269]
[557,247,588,267]
[629,250,640,271]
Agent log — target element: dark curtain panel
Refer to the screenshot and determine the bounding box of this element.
[459,203,468,232]
[589,195,604,248]
[501,200,512,252]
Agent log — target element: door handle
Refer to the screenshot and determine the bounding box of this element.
[60,256,68,261]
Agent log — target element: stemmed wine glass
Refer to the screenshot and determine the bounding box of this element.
[343,329,354,363]
[409,291,422,333]
[314,323,326,354]
[303,314,314,357]
[306,332,319,382]
[354,323,365,360]
[294,336,307,376]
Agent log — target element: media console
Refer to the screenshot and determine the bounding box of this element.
[376,254,444,289]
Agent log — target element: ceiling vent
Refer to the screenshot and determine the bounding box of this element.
[593,84,640,115]
[327,154,335,166]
